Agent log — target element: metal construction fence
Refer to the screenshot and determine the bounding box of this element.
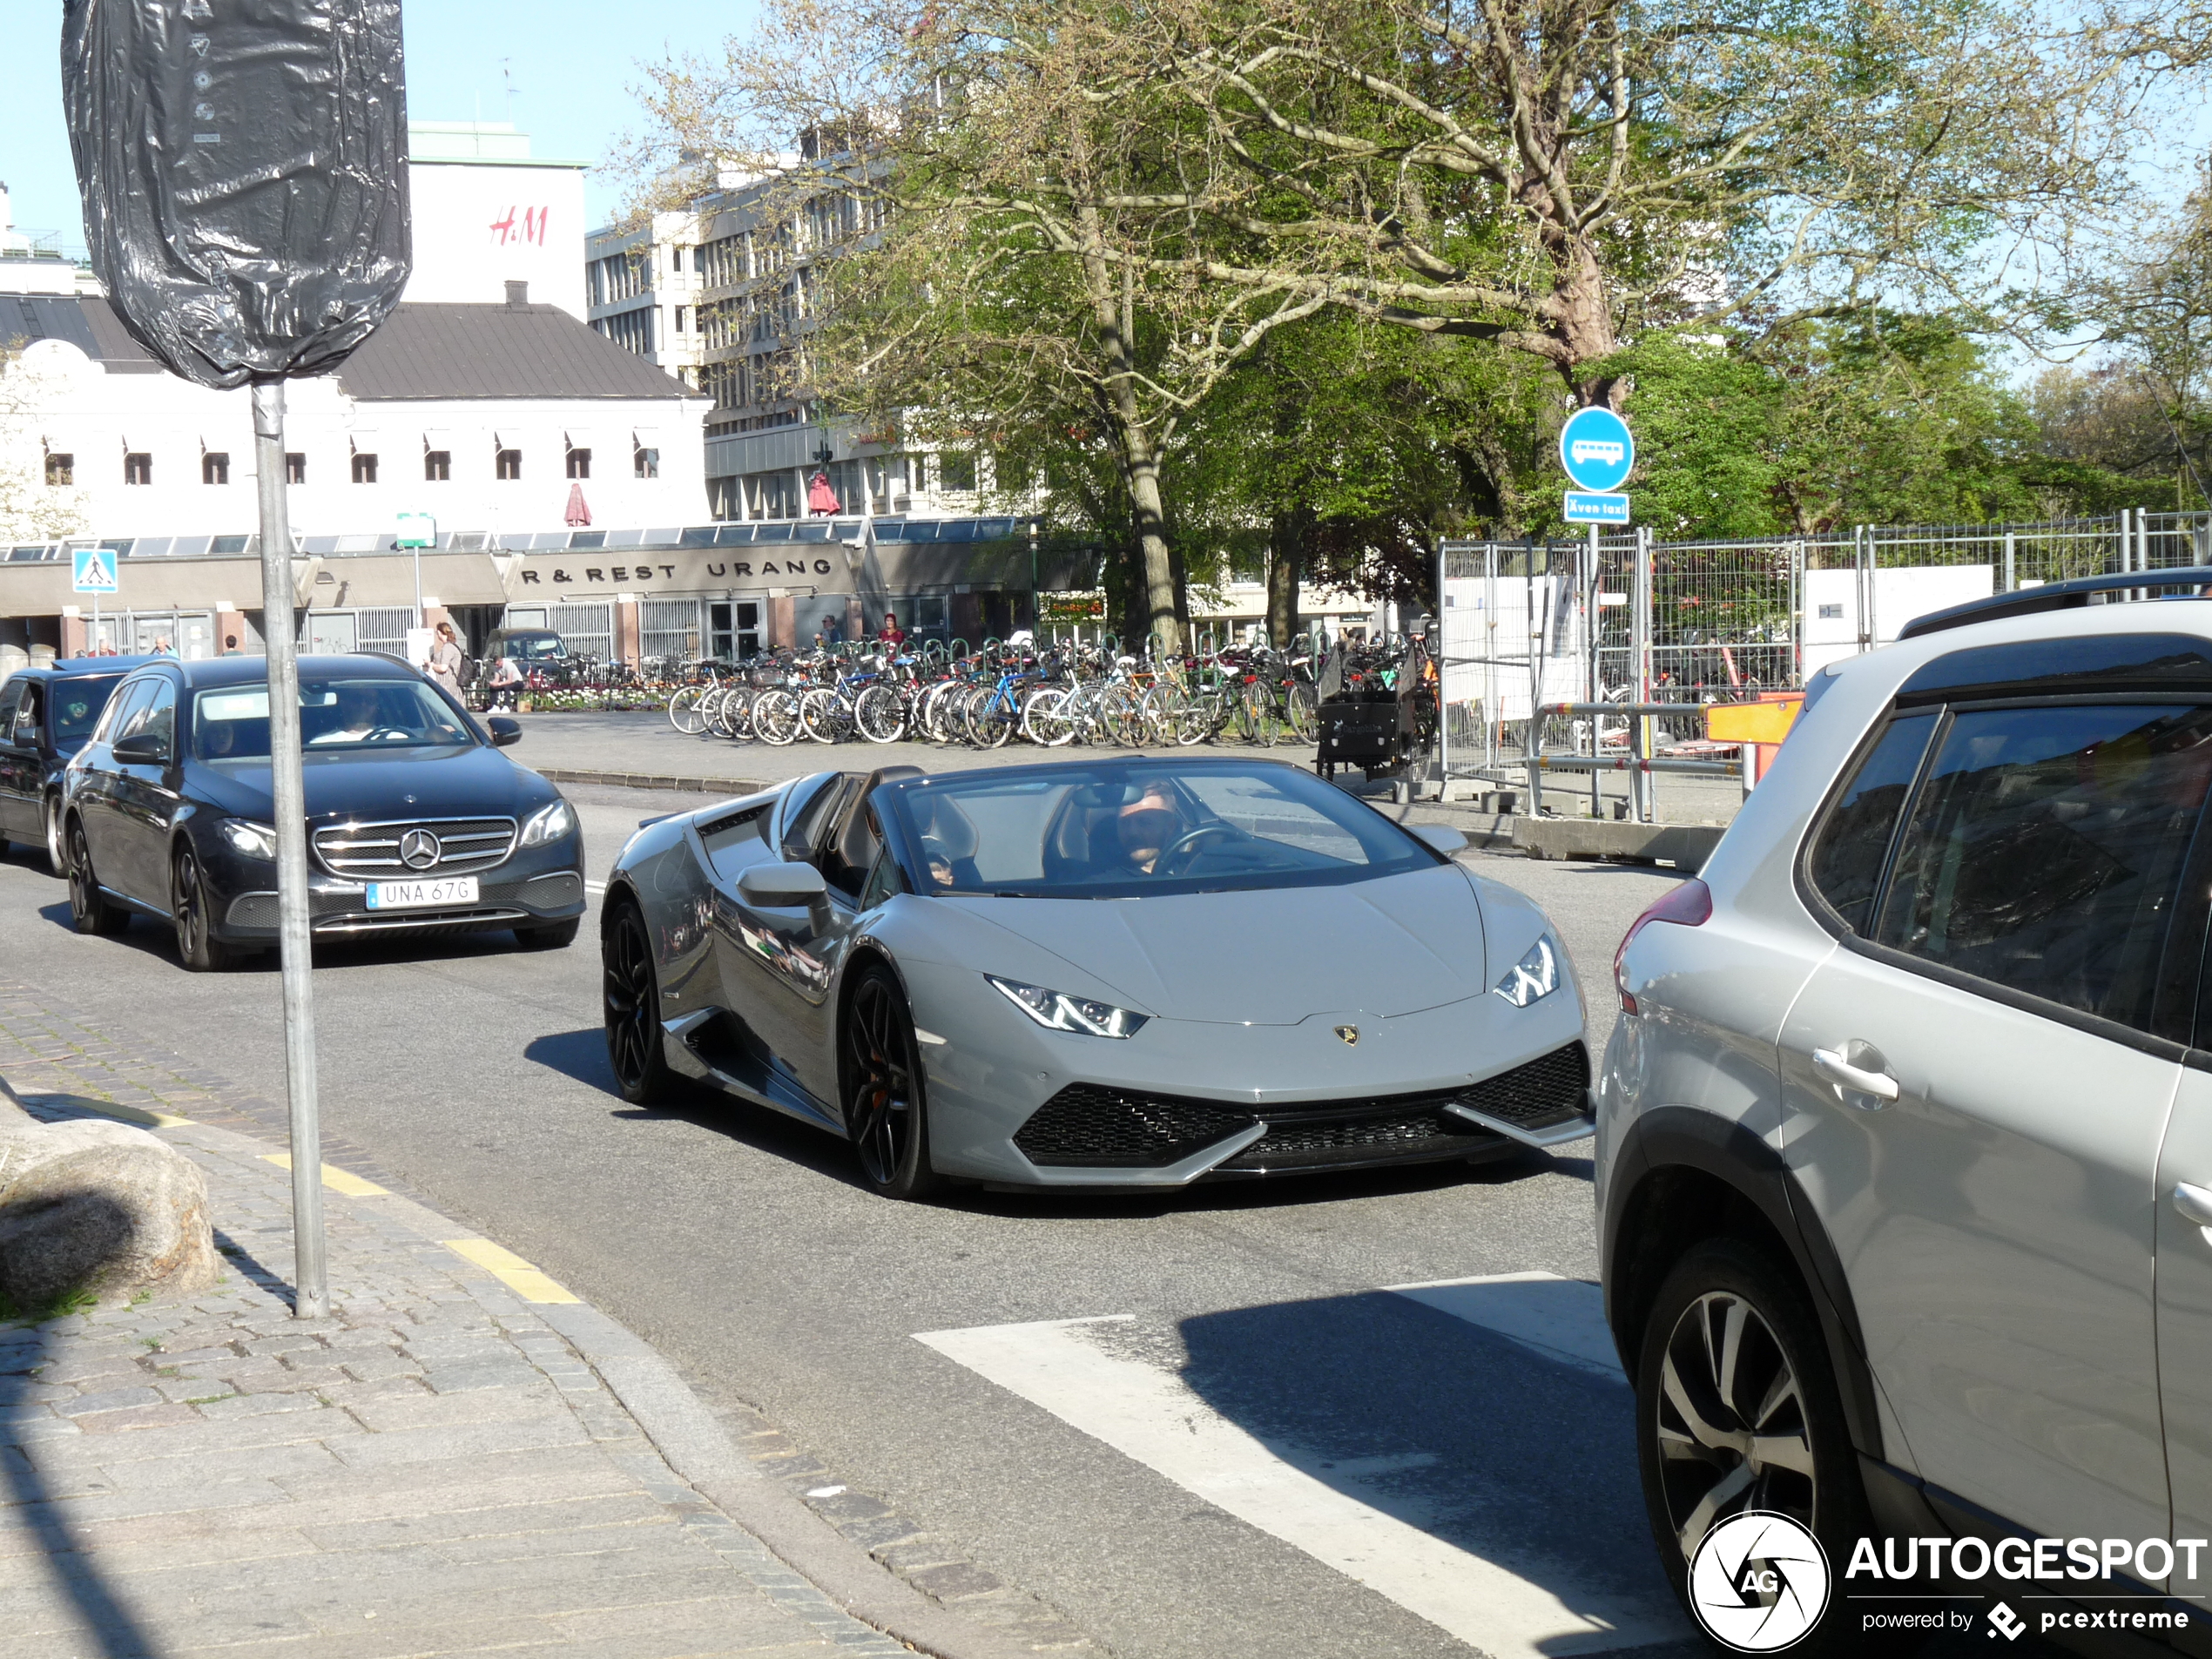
[1437,508,2212,814]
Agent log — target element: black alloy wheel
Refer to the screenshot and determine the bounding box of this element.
[604,900,672,1105]
[172,844,233,973]
[1635,1237,1867,1644]
[66,819,129,936]
[842,966,939,1200]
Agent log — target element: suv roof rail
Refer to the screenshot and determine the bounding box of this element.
[1899,566,2212,642]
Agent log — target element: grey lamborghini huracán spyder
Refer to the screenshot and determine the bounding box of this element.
[599,756,1592,1198]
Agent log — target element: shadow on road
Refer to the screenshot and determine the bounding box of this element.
[2,1262,166,1656]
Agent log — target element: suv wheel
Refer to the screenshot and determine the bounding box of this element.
[1635,1238,1868,1619]
[66,819,131,936]
[172,845,234,973]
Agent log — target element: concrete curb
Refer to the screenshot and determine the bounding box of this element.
[1509,815,1725,871]
[542,766,769,796]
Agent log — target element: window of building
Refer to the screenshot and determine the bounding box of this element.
[674,307,687,333]
[566,447,591,480]
[672,246,685,272]
[938,451,978,492]
[44,453,72,486]
[497,448,523,481]
[286,452,307,484]
[424,449,450,482]
[635,446,660,480]
[202,452,230,486]
[351,452,378,484]
[124,452,152,486]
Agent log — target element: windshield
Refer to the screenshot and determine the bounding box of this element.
[884,760,1440,899]
[192,678,475,760]
[501,633,566,661]
[51,675,125,744]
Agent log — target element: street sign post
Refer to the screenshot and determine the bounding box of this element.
[67,0,411,1322]
[397,513,435,625]
[1564,492,1632,524]
[73,547,118,654]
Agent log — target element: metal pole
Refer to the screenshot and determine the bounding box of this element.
[2003,529,2016,594]
[253,379,327,1322]
[1633,527,1654,823]
[1435,540,1448,800]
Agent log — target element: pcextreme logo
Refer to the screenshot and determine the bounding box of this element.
[1688,1511,1831,1652]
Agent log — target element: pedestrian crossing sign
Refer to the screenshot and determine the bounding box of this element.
[72,548,118,594]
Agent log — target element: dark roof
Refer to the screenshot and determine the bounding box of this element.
[334,303,695,402]
[173,654,421,688]
[18,655,162,681]
[2,294,691,400]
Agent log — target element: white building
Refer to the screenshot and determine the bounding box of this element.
[405,123,590,320]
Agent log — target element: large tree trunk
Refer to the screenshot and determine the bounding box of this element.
[1077,204,1184,655]
[1267,506,1311,648]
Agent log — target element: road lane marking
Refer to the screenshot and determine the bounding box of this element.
[585,880,608,894]
[1386,1272,1625,1380]
[442,1237,580,1304]
[260,1152,387,1197]
[914,1315,1681,1657]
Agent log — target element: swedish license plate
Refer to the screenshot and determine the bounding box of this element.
[366,876,479,911]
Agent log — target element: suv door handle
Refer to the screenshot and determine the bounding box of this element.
[2175,1184,2212,1229]
[1812,1047,1900,1103]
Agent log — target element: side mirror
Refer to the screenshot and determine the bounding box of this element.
[1410,824,1468,856]
[487,717,523,748]
[112,731,170,765]
[738,860,831,914]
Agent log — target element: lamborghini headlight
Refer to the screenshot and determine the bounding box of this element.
[987,975,1149,1038]
[520,799,577,846]
[1493,935,1561,1008]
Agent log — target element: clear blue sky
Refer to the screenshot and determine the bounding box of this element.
[0,1,755,257]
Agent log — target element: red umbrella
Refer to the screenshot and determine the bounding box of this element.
[564,482,591,527]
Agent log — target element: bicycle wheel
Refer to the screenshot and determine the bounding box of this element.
[1286,682,1318,743]
[752,689,803,746]
[853,684,907,743]
[1022,687,1076,746]
[1142,684,1188,745]
[722,686,758,741]
[669,685,708,734]
[799,688,852,743]
[966,689,1016,748]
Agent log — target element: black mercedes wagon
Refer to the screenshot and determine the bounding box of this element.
[59,655,585,970]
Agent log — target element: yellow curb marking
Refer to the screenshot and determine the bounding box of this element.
[77,1102,196,1130]
[260,1152,388,1197]
[442,1238,580,1305]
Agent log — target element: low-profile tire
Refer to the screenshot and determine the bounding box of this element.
[66,819,130,936]
[45,797,67,876]
[172,843,234,972]
[516,916,582,951]
[840,966,940,1201]
[1635,1236,1868,1649]
[603,900,673,1105]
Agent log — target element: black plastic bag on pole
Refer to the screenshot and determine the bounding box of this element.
[62,0,412,388]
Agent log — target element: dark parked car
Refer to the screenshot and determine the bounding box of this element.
[483,628,570,665]
[58,654,584,970]
[0,658,158,873]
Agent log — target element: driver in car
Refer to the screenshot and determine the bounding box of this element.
[310,685,386,745]
[1112,782,1186,876]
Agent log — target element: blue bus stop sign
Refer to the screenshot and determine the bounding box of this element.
[1558,408,1634,493]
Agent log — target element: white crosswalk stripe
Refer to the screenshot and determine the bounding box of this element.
[916,1298,1687,1658]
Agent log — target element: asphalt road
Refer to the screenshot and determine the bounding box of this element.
[0,782,2040,1659]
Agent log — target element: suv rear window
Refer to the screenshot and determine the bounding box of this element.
[1871,704,2212,1032]
[1806,714,1937,932]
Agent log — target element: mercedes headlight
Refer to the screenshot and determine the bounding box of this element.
[520,799,577,846]
[217,819,277,860]
[987,975,1149,1038]
[1493,935,1561,1008]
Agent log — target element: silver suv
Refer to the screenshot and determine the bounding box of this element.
[1600,570,2212,1647]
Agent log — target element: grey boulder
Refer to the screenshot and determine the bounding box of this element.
[0,1084,219,1311]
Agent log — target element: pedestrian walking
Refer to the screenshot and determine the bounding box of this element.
[426,620,465,695]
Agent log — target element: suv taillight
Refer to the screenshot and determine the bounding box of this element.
[1613,878,1712,1015]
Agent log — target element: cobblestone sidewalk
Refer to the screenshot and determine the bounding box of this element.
[0,992,916,1659]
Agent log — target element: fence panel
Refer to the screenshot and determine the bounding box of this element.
[540,603,613,663]
[640,597,703,665]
